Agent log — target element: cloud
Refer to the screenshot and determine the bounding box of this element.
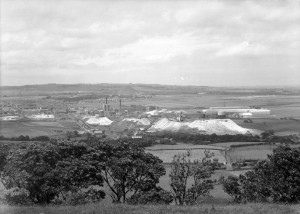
[1,0,300,86]
[88,19,145,33]
[216,41,268,57]
[73,32,202,67]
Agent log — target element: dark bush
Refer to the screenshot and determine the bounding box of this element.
[0,140,106,204]
[3,188,32,205]
[127,187,173,205]
[222,145,300,203]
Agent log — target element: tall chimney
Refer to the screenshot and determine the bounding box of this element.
[119,98,121,112]
[105,97,108,104]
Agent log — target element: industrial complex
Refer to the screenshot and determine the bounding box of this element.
[201,106,271,119]
[0,93,274,138]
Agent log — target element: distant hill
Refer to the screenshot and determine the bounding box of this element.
[0,83,209,96]
[1,83,299,96]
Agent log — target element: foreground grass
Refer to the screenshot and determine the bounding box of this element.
[1,203,300,214]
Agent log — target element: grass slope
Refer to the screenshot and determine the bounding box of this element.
[0,203,299,214]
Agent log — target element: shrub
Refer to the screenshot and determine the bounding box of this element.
[3,188,32,205]
[66,191,89,206]
[127,187,173,205]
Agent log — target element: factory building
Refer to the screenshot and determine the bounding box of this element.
[102,97,111,116]
[202,106,271,118]
[103,97,110,112]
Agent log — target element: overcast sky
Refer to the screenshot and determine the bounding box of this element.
[1,0,300,86]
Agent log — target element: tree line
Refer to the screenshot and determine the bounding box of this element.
[0,139,218,206]
[134,130,297,148]
[0,138,300,206]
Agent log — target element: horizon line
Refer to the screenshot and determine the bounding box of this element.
[1,82,300,88]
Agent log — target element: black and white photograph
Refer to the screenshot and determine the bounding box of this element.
[1,0,300,213]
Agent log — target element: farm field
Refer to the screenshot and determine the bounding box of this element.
[147,143,224,150]
[211,141,266,148]
[0,121,72,137]
[234,118,300,136]
[57,120,81,129]
[229,149,272,162]
[227,144,287,162]
[146,143,226,164]
[20,121,64,127]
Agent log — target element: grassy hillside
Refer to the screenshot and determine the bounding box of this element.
[0,203,299,214]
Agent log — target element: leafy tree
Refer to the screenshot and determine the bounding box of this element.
[97,141,166,203]
[169,150,214,205]
[222,145,300,203]
[261,130,275,142]
[31,136,50,141]
[221,161,272,203]
[220,175,242,203]
[266,145,300,203]
[0,144,10,173]
[0,140,106,204]
[17,135,30,141]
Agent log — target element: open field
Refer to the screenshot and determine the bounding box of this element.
[0,203,299,214]
[211,142,267,148]
[0,121,72,137]
[20,121,64,127]
[146,143,226,164]
[147,149,226,164]
[234,118,300,135]
[147,143,224,150]
[228,145,277,162]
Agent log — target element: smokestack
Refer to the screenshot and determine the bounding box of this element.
[119,99,122,112]
[105,97,108,104]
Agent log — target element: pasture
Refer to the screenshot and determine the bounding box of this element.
[147,143,224,150]
[146,143,226,164]
[234,118,300,136]
[0,121,72,137]
[211,141,267,148]
[226,144,293,162]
